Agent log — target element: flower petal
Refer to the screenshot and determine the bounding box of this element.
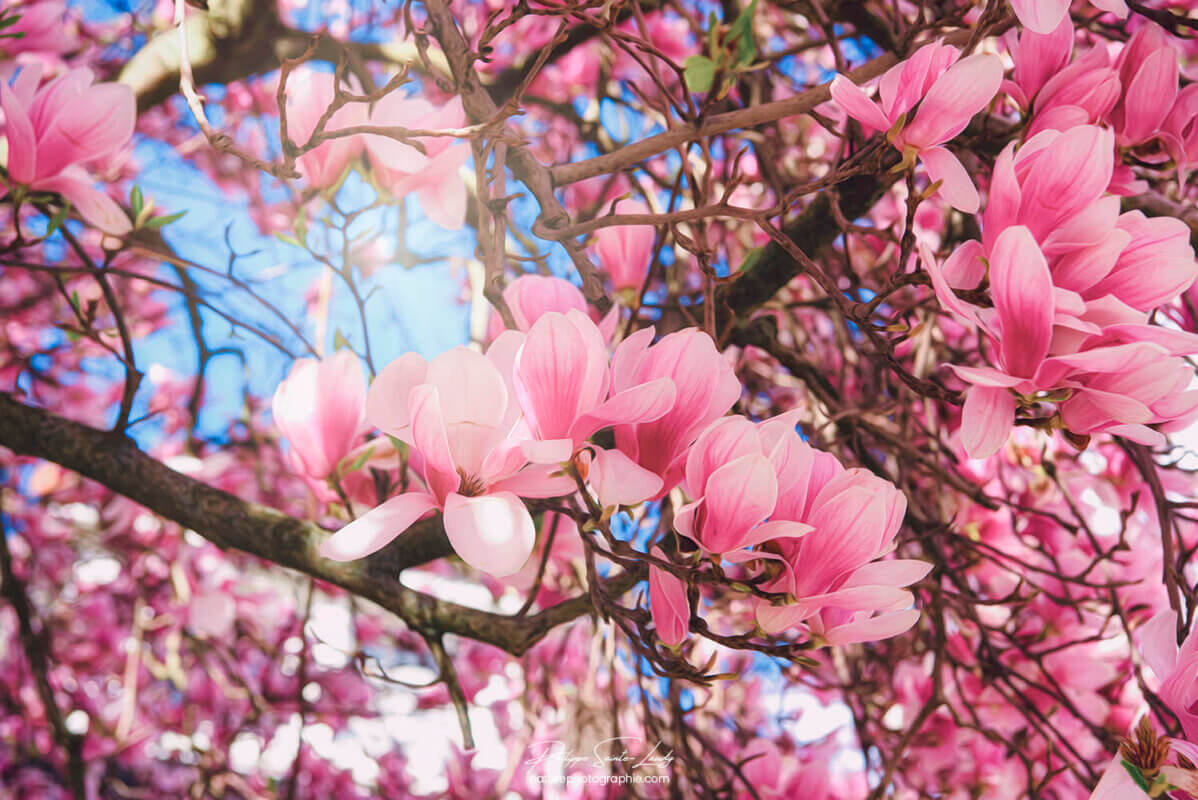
[319,492,437,560]
[442,491,536,577]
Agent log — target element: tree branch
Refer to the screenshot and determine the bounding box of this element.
[0,393,636,656]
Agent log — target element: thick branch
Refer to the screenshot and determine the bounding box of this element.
[0,394,634,656]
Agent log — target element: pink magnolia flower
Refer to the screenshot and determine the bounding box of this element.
[752,418,925,645]
[1,1,79,59]
[1004,18,1074,111]
[1,65,134,234]
[271,350,367,480]
[610,326,741,495]
[830,41,1003,212]
[284,68,367,190]
[512,309,677,463]
[364,93,468,229]
[1139,610,1198,740]
[674,415,812,555]
[590,200,657,293]
[1107,24,1180,148]
[648,548,689,647]
[320,337,571,576]
[925,124,1198,457]
[1162,83,1198,177]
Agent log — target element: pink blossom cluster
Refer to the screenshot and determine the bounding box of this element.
[924,121,1198,458]
[273,275,927,649]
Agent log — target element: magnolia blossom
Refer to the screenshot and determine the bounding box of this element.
[1,1,78,59]
[674,416,812,555]
[1,64,134,233]
[1107,24,1179,148]
[271,350,367,480]
[830,41,1003,212]
[285,68,367,189]
[320,337,572,576]
[610,326,741,494]
[364,93,468,229]
[1004,19,1121,137]
[751,420,924,645]
[590,199,656,293]
[926,124,1198,457]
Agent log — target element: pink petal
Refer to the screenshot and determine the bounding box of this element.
[841,559,934,589]
[902,54,1003,148]
[571,376,676,441]
[990,226,1053,377]
[1120,48,1179,145]
[829,75,893,133]
[961,385,1016,459]
[648,550,690,646]
[366,352,429,435]
[589,448,663,507]
[36,171,131,235]
[442,491,536,577]
[408,385,461,501]
[1089,756,1149,800]
[319,492,437,560]
[940,239,987,290]
[1009,0,1070,34]
[823,608,921,645]
[699,454,778,554]
[514,310,608,441]
[982,144,1020,252]
[919,146,979,213]
[735,519,813,549]
[920,242,984,328]
[520,438,576,465]
[415,144,469,230]
[0,79,37,184]
[684,415,762,497]
[489,463,576,498]
[1139,609,1180,683]
[426,347,508,428]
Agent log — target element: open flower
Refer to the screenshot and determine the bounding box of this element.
[320,337,571,577]
[1,64,134,233]
[830,41,1003,212]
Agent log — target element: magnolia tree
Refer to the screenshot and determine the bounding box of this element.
[5,0,1198,797]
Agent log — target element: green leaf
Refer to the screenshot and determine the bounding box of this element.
[45,204,69,236]
[340,445,375,475]
[333,329,351,352]
[129,185,144,218]
[684,55,717,93]
[728,0,760,65]
[1121,760,1151,793]
[737,246,764,275]
[144,210,186,229]
[274,232,302,247]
